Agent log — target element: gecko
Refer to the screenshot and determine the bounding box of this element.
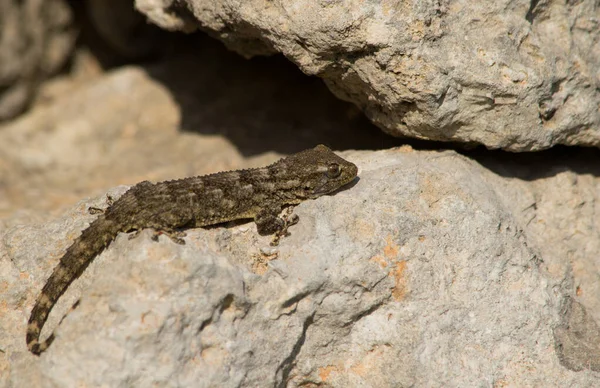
[26,144,358,355]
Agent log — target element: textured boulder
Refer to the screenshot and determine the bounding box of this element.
[135,0,600,151]
[0,0,75,121]
[3,148,600,387]
[1,28,600,386]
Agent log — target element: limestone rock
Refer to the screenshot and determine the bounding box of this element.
[3,148,599,387]
[136,0,600,151]
[0,0,75,121]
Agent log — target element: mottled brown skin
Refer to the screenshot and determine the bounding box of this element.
[27,145,358,355]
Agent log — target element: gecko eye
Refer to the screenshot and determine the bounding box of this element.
[326,163,341,178]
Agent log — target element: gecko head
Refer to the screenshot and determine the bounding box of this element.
[276,144,358,200]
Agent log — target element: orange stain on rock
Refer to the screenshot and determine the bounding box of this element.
[317,347,391,383]
[318,365,339,382]
[369,235,408,300]
[369,255,388,268]
[391,261,407,301]
[383,235,399,259]
[383,235,407,300]
[350,346,388,376]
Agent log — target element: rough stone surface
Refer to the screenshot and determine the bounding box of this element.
[135,0,600,151]
[470,149,600,327]
[0,0,75,121]
[2,20,600,386]
[2,148,599,387]
[553,298,600,373]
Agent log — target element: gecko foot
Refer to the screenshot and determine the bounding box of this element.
[88,207,104,215]
[88,194,115,215]
[270,210,299,246]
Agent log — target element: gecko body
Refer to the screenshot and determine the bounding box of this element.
[26,145,357,355]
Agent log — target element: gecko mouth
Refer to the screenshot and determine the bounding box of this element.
[311,176,356,198]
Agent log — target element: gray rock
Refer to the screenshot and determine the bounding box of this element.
[0,0,75,121]
[135,0,600,151]
[554,298,600,372]
[478,153,600,330]
[3,148,599,387]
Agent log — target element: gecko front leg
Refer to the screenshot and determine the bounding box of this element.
[255,205,299,246]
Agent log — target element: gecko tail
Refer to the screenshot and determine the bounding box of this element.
[26,332,54,355]
[26,215,120,355]
[27,299,82,354]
